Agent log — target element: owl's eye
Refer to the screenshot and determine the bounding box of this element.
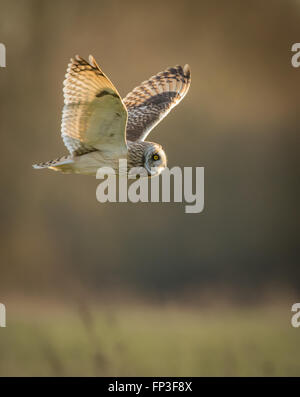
[152,154,160,161]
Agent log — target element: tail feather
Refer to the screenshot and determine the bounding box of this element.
[32,155,73,169]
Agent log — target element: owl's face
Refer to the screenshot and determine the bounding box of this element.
[144,145,167,176]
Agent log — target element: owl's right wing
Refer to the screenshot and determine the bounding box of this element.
[124,64,191,142]
[61,55,128,156]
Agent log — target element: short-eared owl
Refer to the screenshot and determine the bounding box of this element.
[33,55,191,176]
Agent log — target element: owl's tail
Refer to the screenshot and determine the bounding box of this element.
[32,155,74,170]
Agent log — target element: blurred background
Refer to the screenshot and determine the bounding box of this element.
[0,0,299,376]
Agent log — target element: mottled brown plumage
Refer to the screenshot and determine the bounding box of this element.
[33,55,191,176]
[125,64,191,142]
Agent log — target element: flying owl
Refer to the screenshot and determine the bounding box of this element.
[33,55,191,176]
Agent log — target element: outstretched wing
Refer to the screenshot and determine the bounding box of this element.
[123,64,191,142]
[61,55,128,156]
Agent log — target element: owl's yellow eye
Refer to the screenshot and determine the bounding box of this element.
[153,154,159,161]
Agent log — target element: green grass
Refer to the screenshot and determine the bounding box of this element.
[0,303,299,376]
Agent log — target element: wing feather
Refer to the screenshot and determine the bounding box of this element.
[61,55,128,156]
[124,65,191,142]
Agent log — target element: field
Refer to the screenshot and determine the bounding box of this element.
[0,300,299,377]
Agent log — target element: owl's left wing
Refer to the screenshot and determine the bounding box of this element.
[61,55,128,156]
[124,64,191,142]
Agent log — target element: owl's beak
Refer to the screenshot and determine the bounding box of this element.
[146,165,165,177]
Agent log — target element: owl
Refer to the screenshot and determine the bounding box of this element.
[33,55,191,176]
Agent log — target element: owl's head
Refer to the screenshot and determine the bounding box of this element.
[127,141,167,177]
[143,143,167,177]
